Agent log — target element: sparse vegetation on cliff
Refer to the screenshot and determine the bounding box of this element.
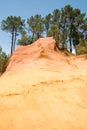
[0,47,9,74]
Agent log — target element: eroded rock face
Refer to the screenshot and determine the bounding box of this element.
[6,37,65,73]
[6,37,55,70]
[0,37,87,130]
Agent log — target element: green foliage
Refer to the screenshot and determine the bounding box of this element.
[27,14,44,39]
[1,4,87,55]
[60,5,86,53]
[0,47,9,74]
[1,16,25,55]
[18,31,31,45]
[47,25,65,49]
[17,31,38,45]
[44,13,52,34]
[76,39,87,54]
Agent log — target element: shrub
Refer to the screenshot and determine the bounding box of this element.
[0,47,9,74]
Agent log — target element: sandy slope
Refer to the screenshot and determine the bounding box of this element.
[0,37,87,130]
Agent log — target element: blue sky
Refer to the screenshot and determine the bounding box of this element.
[0,0,87,54]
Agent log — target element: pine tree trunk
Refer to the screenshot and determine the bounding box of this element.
[70,38,72,53]
[11,31,14,55]
[14,32,17,51]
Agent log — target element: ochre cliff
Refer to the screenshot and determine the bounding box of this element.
[0,37,87,130]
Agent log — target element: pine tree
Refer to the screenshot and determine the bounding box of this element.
[1,16,25,55]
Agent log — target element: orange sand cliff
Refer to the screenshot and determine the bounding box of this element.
[0,37,87,130]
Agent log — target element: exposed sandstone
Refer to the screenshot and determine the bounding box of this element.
[0,37,87,130]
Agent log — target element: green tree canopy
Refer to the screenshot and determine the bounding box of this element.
[1,5,87,55]
[17,31,35,45]
[1,16,25,55]
[27,14,44,39]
